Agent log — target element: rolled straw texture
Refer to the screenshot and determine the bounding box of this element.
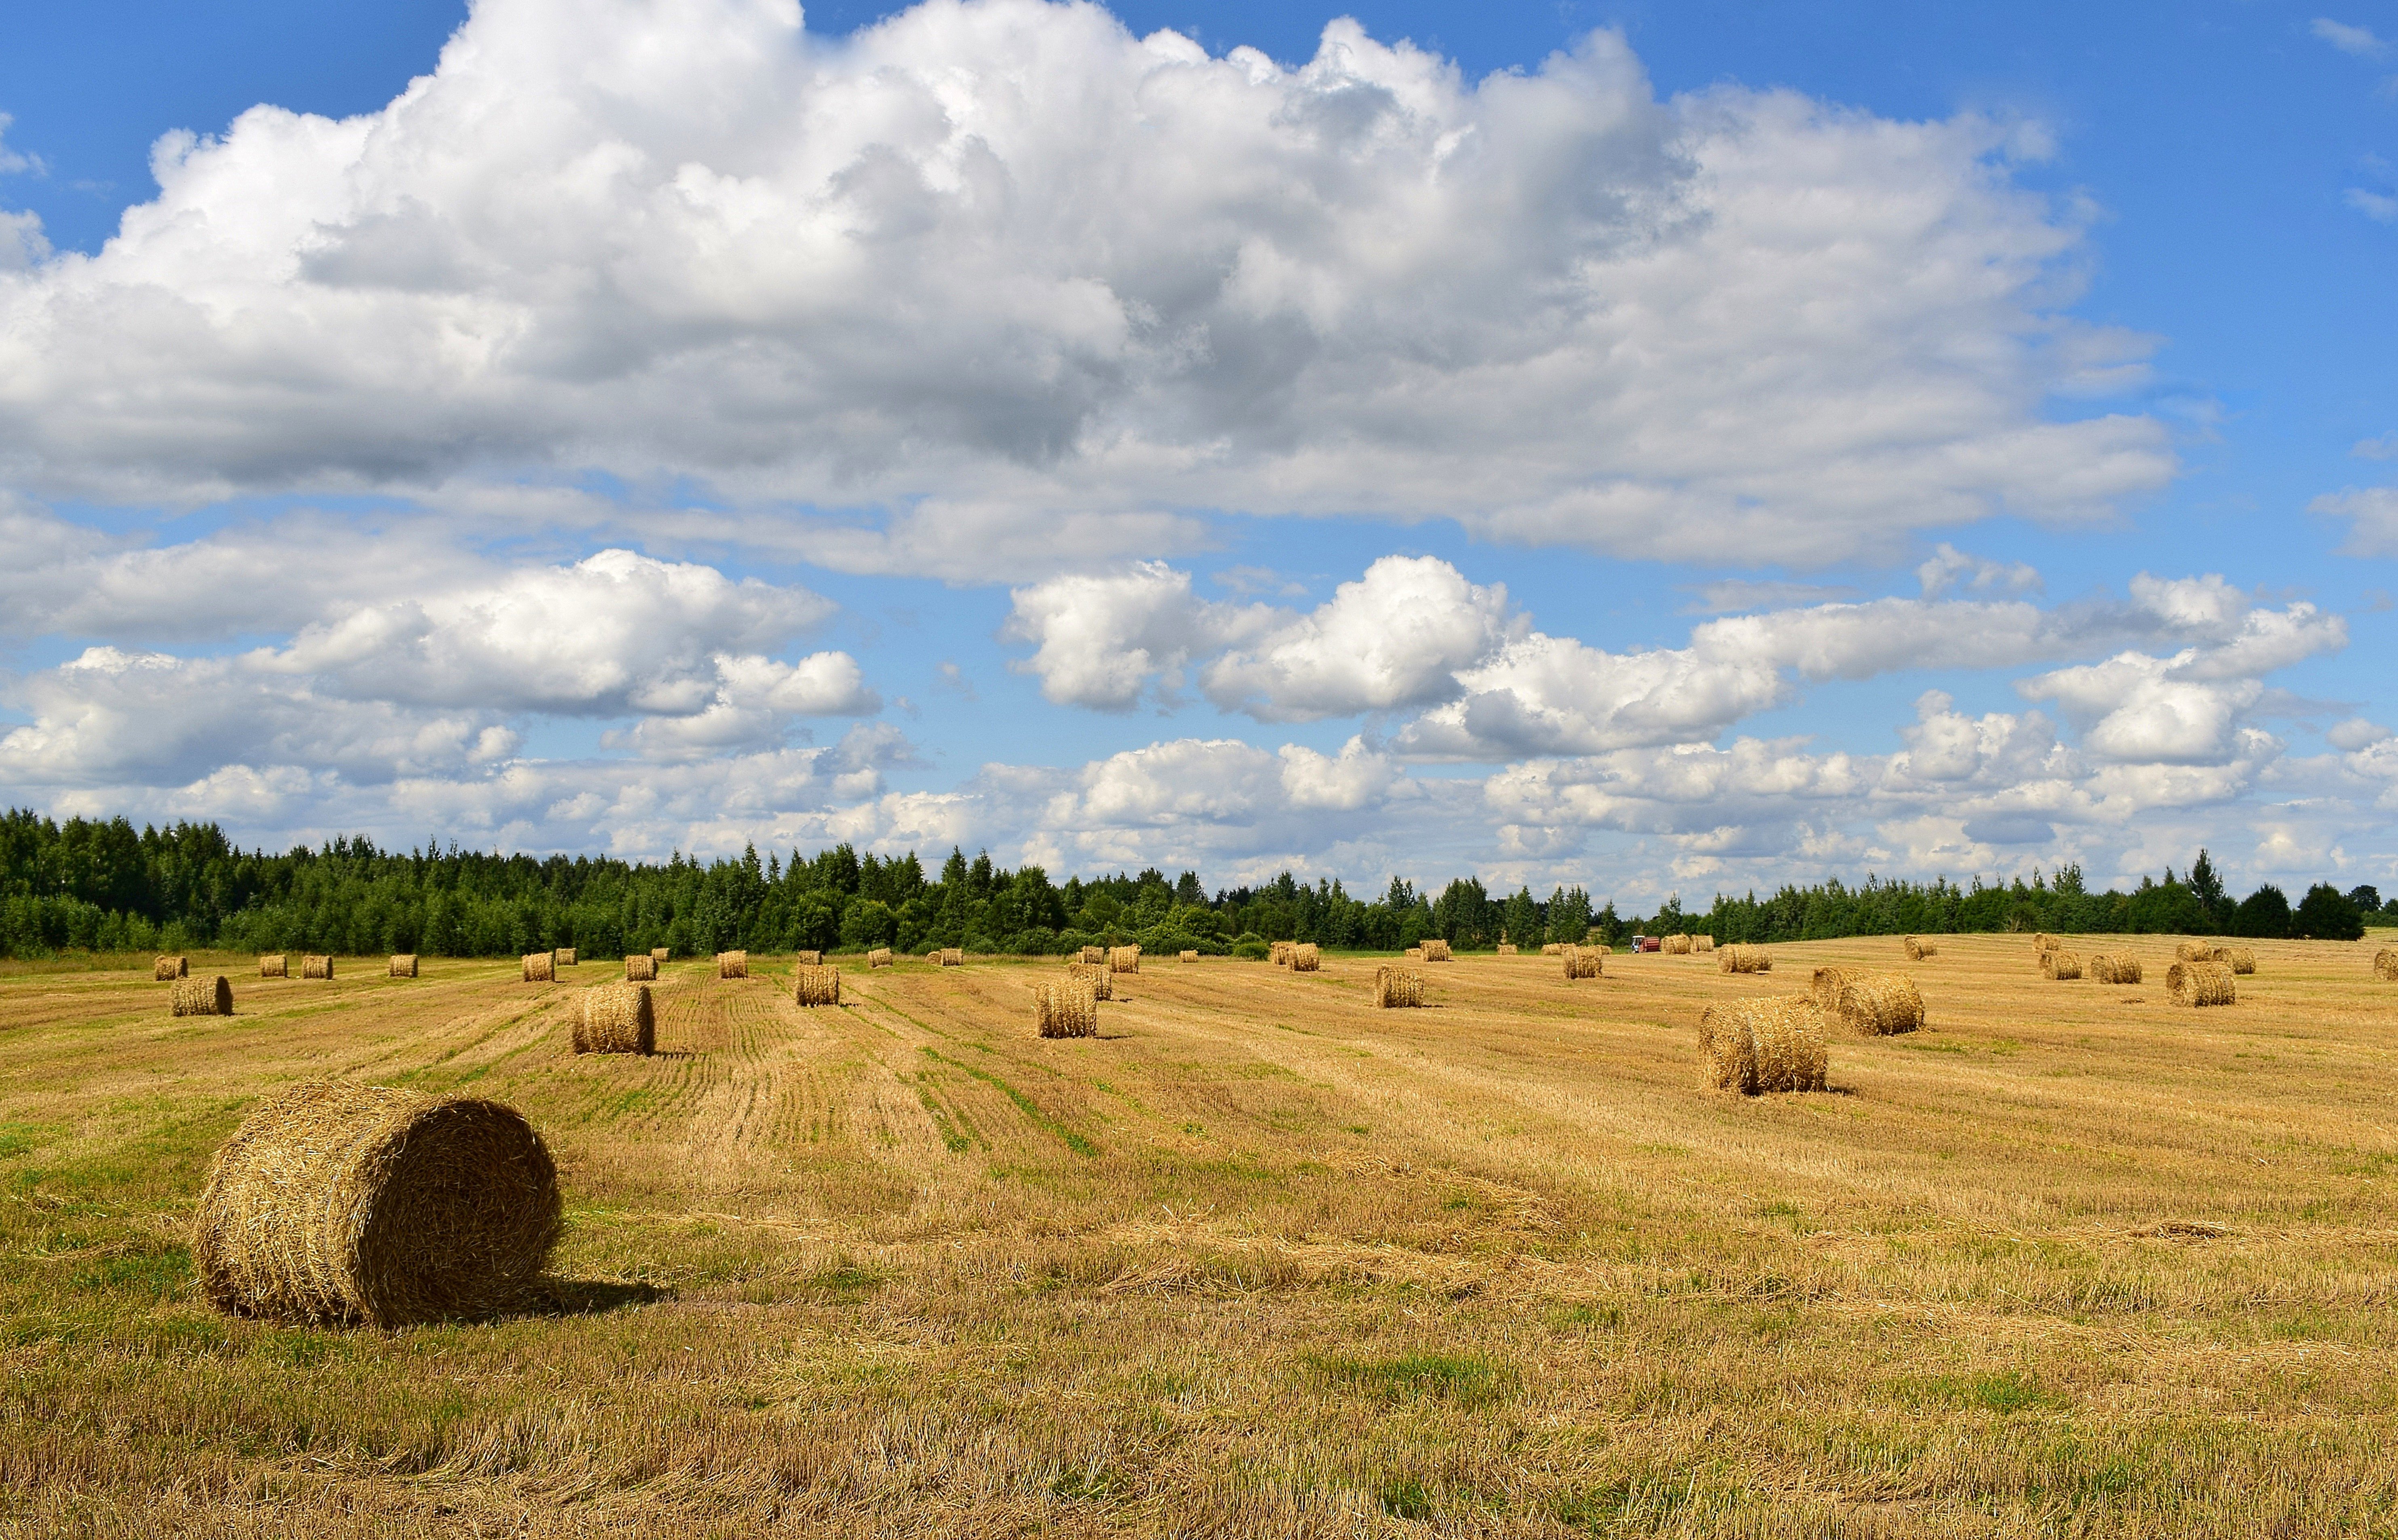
[1080,946,1106,965]
[2034,933,2057,954]
[1698,998,1826,1093]
[2377,948,2398,982]
[1180,949,1199,962]
[1809,967,1856,1011]
[1664,934,1693,955]
[792,965,841,1007]
[575,985,655,1054]
[2224,947,2256,975]
[1066,961,1114,1001]
[521,952,554,983]
[1563,946,1603,980]
[154,955,188,981]
[192,1080,561,1327]
[867,948,893,969]
[623,954,657,982]
[2175,941,2223,963]
[939,948,964,968]
[1035,980,1099,1039]
[1374,965,1424,1008]
[793,950,822,967]
[258,955,287,978]
[1718,944,1772,975]
[1693,935,1715,954]
[1404,947,1424,961]
[650,947,670,963]
[1903,935,1938,961]
[388,955,417,978]
[1495,944,1517,956]
[717,950,748,979]
[2091,954,2143,985]
[1830,973,1923,1036]
[1108,946,1140,974]
[2168,961,2236,1007]
[302,955,333,980]
[1420,939,1453,962]
[1291,944,1322,972]
[1541,943,1564,956]
[1269,941,1294,967]
[171,976,233,1017]
[1696,1003,1758,1093]
[2041,950,2083,981]
[555,949,577,968]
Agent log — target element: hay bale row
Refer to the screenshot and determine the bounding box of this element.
[259,955,287,978]
[192,1079,561,1327]
[1693,935,1715,954]
[154,955,188,981]
[1179,949,1199,962]
[717,950,748,979]
[1663,934,1693,955]
[1109,945,1139,974]
[624,953,657,981]
[1698,998,1827,1094]
[2091,953,2142,984]
[650,947,670,963]
[1374,965,1424,1009]
[576,985,655,1054]
[868,948,893,969]
[1902,935,1937,961]
[1034,980,1099,1039]
[522,952,555,983]
[388,955,417,978]
[1291,943,1321,973]
[1563,946,1603,980]
[2168,961,2236,1007]
[1541,943,1564,956]
[171,976,233,1017]
[794,950,822,967]
[2377,948,2398,982]
[1718,944,1772,974]
[792,965,841,1007]
[555,948,577,968]
[1829,973,1923,1036]
[2042,950,2082,981]
[1420,939,1452,962]
[1065,961,1114,1001]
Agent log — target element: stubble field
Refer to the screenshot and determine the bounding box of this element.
[4,934,2397,1538]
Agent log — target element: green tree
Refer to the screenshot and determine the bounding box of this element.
[2293,883,2365,941]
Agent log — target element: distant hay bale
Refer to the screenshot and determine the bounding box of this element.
[1902,935,1938,961]
[1066,961,1114,1001]
[1404,947,1424,961]
[1109,946,1140,974]
[624,954,657,982]
[1541,943,1564,956]
[2167,961,2236,1007]
[2041,950,2082,981]
[555,948,577,968]
[2223,947,2255,975]
[171,976,233,1017]
[2091,953,2142,984]
[1270,941,1295,966]
[794,950,822,967]
[575,985,655,1054]
[2377,948,2398,982]
[1374,965,1424,1008]
[2034,933,2058,954]
[717,950,748,980]
[939,948,964,967]
[792,965,841,1006]
[302,955,333,981]
[1563,946,1603,980]
[1495,943,1517,955]
[258,955,287,978]
[154,955,188,981]
[521,952,554,983]
[1829,972,1923,1036]
[2174,941,2222,963]
[867,948,893,969]
[1718,944,1773,975]
[1291,943,1322,972]
[1698,997,1826,1094]
[1693,935,1715,954]
[1808,966,1856,1011]
[192,1079,561,1327]
[650,947,669,963]
[1420,939,1453,962]
[1179,949,1198,962]
[1664,933,1693,955]
[1034,980,1099,1039]
[388,955,417,978]
[1080,946,1106,965]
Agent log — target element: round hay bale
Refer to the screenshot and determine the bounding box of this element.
[2090,953,2143,985]
[1696,1002,1758,1093]
[624,953,657,982]
[1541,943,1564,956]
[1179,949,1199,962]
[1699,998,1825,1094]
[1902,935,1938,961]
[1719,944,1773,975]
[2033,933,2058,954]
[1080,945,1107,965]
[1035,980,1099,1039]
[1065,961,1114,1001]
[1692,935,1715,954]
[521,952,555,983]
[1808,966,1856,1011]
[192,1080,561,1327]
[1830,973,1923,1036]
[388,955,418,978]
[2223,947,2255,975]
[302,955,334,981]
[1373,965,1424,1008]
[258,955,288,978]
[1420,939,1452,962]
[154,955,188,981]
[1495,943,1518,956]
[650,947,670,963]
[171,975,233,1017]
[1563,946,1603,980]
[1404,946,1424,961]
[576,985,655,1054]
[2173,940,2226,963]
[1269,940,1294,967]
[1108,946,1139,974]
[793,950,823,967]
[939,948,964,968]
[717,950,748,979]
[1664,933,1693,955]
[867,948,893,969]
[555,948,577,968]
[1291,943,1322,973]
[2167,961,2236,1007]
[792,965,841,1007]
[2376,948,2398,982]
[2041,950,2083,981]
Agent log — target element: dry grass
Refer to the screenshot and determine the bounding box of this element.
[1109,946,1140,975]
[1719,943,1773,974]
[575,985,656,1056]
[1270,942,1295,967]
[792,966,842,1008]
[2044,950,2085,981]
[522,951,555,983]
[2170,960,2238,1007]
[1698,996,1828,1093]
[1540,942,1563,955]
[1904,934,1938,961]
[1693,935,1715,954]
[2379,946,2398,981]
[1495,944,1517,956]
[1066,961,1115,1002]
[2093,953,2144,985]
[1563,946,1603,980]
[1180,950,1199,963]
[6,934,2398,1536]
[1828,972,1926,1036]
[1081,946,1107,965]
[625,954,658,982]
[1373,963,1424,1008]
[1290,944,1321,973]
[717,951,749,980]
[2225,947,2257,975]
[1033,979,1099,1040]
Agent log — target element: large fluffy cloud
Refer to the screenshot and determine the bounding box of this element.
[0,0,2168,560]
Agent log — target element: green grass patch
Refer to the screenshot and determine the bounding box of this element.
[1306,1350,1514,1407]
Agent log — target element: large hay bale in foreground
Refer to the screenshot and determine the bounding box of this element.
[1109,946,1140,974]
[717,950,748,979]
[154,955,188,981]
[1374,965,1424,1009]
[555,948,577,968]
[1902,935,1938,961]
[1664,933,1693,955]
[171,976,233,1017]
[624,953,657,982]
[2091,954,2143,984]
[575,985,655,1054]
[521,952,554,983]
[2168,961,2236,1007]
[1563,946,1603,980]
[192,1080,561,1327]
[1718,944,1772,974]
[2223,947,2255,975]
[258,955,287,978]
[1541,943,1564,956]
[1291,943,1322,972]
[1693,935,1715,954]
[1420,939,1453,962]
[1065,961,1114,1001]
[1698,998,1826,1094]
[1830,973,1924,1036]
[2041,950,2082,981]
[1180,949,1199,962]
[793,950,822,967]
[2377,948,2398,982]
[650,947,670,963]
[1080,946,1106,965]
[792,965,841,1007]
[388,955,417,978]
[1808,967,1856,1011]
[868,948,893,969]
[1035,980,1099,1039]
[302,955,333,980]
[939,948,964,968]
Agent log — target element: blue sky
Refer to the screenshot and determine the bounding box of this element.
[0,0,2392,906]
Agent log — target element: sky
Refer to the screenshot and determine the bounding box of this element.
[0,0,2392,908]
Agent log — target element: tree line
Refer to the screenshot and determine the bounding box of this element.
[0,807,2381,961]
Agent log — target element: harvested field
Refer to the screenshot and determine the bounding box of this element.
[2,934,2396,1536]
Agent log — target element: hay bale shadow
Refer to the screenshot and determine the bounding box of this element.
[514,1278,673,1318]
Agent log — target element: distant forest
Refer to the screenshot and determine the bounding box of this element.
[0,808,2382,961]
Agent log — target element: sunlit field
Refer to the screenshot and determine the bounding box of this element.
[5,934,2398,1537]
